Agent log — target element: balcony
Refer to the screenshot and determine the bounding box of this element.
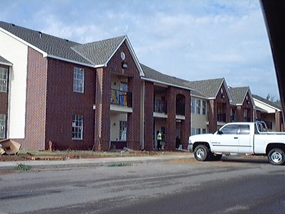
[110,89,132,107]
[154,100,167,114]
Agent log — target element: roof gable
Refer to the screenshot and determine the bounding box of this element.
[0,55,12,66]
[228,86,250,105]
[71,36,126,66]
[187,78,230,99]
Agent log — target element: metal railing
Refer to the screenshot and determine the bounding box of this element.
[154,100,167,113]
[110,89,132,107]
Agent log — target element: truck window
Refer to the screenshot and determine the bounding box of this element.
[239,125,250,134]
[220,124,239,134]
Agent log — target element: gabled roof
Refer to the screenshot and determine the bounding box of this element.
[253,94,281,110]
[228,86,252,105]
[0,55,12,66]
[0,21,143,74]
[0,21,91,66]
[141,63,192,91]
[186,78,230,100]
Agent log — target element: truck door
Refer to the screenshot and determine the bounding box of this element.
[237,125,252,153]
[211,124,239,153]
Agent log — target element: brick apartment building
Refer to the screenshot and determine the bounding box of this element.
[0,21,193,151]
[0,21,282,151]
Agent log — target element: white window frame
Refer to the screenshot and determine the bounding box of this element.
[73,67,84,93]
[119,121,127,141]
[0,67,8,92]
[0,114,6,139]
[72,115,83,140]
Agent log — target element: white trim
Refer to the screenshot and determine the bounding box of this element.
[0,61,12,66]
[0,28,46,56]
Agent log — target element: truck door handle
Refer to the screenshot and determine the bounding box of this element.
[234,137,238,139]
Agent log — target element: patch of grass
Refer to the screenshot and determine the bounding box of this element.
[107,162,133,167]
[14,163,32,171]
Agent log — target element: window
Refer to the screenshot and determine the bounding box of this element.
[239,125,250,134]
[73,67,84,93]
[220,124,239,134]
[191,99,195,114]
[196,100,201,114]
[72,115,83,140]
[202,101,206,115]
[119,121,127,141]
[0,114,6,139]
[0,67,8,92]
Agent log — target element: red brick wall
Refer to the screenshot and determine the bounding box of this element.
[45,58,95,150]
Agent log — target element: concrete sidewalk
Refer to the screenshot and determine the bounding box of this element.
[0,154,194,170]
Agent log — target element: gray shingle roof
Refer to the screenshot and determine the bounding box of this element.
[71,36,126,66]
[0,55,12,65]
[253,94,281,110]
[141,63,193,91]
[228,87,250,105]
[186,78,225,98]
[0,21,92,65]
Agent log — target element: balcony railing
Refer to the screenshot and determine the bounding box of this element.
[217,113,226,122]
[154,100,167,113]
[176,102,185,116]
[110,89,132,107]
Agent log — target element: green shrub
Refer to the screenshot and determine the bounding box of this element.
[14,163,32,171]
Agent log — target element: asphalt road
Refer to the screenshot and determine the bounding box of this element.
[1,156,285,214]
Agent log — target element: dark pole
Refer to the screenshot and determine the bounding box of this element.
[260,0,285,127]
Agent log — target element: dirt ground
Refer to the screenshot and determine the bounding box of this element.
[0,150,189,162]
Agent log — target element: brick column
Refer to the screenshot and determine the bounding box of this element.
[208,99,217,133]
[127,76,141,150]
[165,87,176,150]
[180,91,191,149]
[144,82,154,150]
[94,68,111,151]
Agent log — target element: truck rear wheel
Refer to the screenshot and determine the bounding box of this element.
[194,145,210,161]
[268,148,285,165]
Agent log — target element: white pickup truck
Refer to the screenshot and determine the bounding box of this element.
[188,121,285,165]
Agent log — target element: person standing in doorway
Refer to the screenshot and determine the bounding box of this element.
[156,130,162,150]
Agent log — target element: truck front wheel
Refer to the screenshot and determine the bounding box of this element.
[194,145,210,161]
[268,148,285,165]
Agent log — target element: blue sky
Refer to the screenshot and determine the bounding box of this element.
[0,0,279,99]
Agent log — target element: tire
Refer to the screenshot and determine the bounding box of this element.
[194,145,210,161]
[268,148,285,165]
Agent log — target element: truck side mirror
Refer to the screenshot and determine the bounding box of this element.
[218,130,223,135]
